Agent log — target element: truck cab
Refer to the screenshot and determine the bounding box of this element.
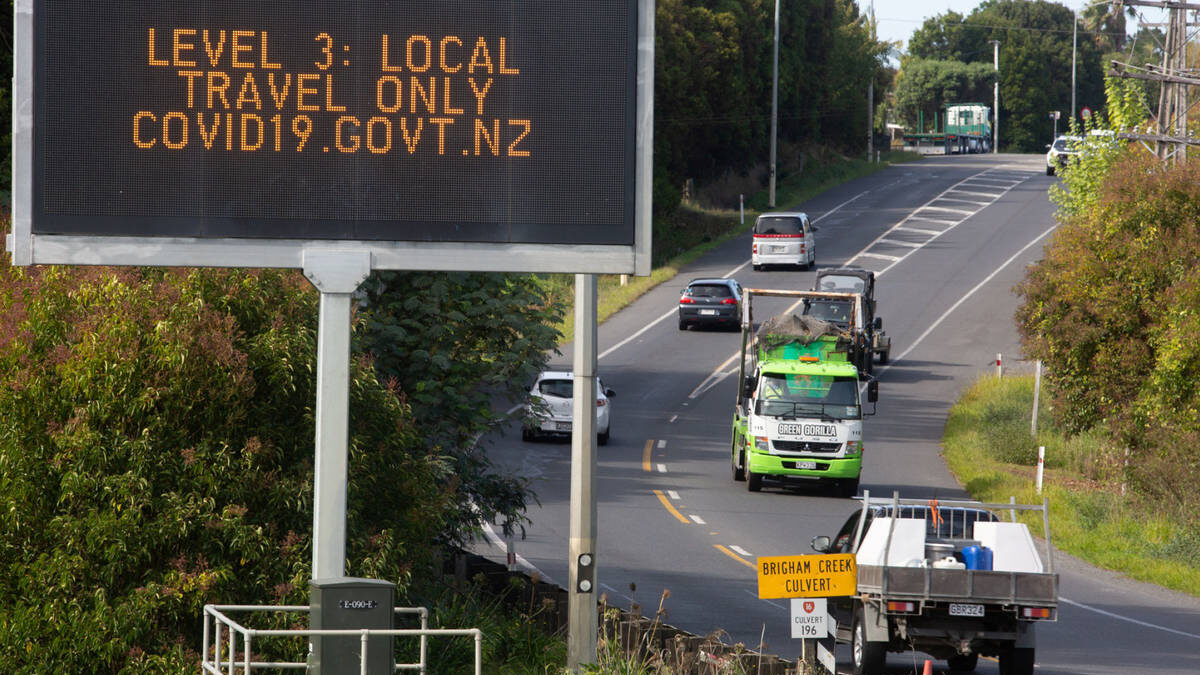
[807,267,891,373]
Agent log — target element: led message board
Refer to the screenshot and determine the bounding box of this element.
[11,1,651,273]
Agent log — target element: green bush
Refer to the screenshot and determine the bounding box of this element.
[0,263,454,671]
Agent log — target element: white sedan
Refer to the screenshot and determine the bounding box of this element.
[522,371,614,445]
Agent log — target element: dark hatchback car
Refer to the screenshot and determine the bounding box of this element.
[679,278,742,331]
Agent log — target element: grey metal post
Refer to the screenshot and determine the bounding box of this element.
[769,0,779,208]
[303,250,373,580]
[1071,13,1077,123]
[567,273,599,671]
[1031,360,1042,437]
[867,0,875,161]
[992,40,1000,152]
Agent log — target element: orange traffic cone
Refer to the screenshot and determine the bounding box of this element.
[922,659,933,675]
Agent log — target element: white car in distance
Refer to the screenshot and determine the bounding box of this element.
[522,371,614,445]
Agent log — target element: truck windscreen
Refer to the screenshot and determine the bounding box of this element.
[757,374,860,419]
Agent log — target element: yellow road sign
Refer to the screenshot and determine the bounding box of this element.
[756,554,856,599]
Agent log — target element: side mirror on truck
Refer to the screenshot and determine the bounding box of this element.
[867,379,879,403]
[742,375,757,400]
[811,535,832,553]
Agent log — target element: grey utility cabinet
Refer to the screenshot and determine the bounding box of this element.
[309,577,395,675]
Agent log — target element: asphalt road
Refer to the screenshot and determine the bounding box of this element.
[473,153,1200,674]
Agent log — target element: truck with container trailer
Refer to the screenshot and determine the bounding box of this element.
[730,289,878,498]
[903,103,993,155]
[811,493,1058,675]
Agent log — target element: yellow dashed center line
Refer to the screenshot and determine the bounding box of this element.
[714,544,755,569]
[653,489,691,524]
[642,439,653,472]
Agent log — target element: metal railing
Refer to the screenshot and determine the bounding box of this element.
[202,604,482,675]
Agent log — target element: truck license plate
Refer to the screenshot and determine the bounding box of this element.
[793,461,817,470]
[949,603,984,617]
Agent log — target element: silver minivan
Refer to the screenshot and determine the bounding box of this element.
[752,211,816,270]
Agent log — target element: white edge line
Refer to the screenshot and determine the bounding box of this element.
[1060,597,1200,640]
[480,520,556,586]
[730,545,751,556]
[598,306,676,360]
[669,414,678,423]
[689,515,706,525]
[812,189,870,223]
[873,223,1057,377]
[657,439,667,449]
[667,490,680,500]
[656,463,667,473]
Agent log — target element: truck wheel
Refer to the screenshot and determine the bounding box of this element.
[522,426,535,442]
[947,652,978,672]
[851,610,886,675]
[838,478,860,499]
[1046,165,1055,176]
[998,647,1034,675]
[746,468,763,492]
[732,444,746,482]
[598,430,610,446]
[753,264,762,271]
[878,349,889,365]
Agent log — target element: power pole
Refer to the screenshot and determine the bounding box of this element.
[992,40,1000,152]
[1110,0,1198,165]
[867,0,875,161]
[1071,10,1078,122]
[769,0,779,207]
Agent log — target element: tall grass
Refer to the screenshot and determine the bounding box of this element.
[943,375,1200,596]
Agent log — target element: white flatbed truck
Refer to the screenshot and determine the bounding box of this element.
[811,493,1058,675]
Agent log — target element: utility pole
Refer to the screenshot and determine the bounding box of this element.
[992,40,1000,152]
[1071,10,1078,123]
[769,0,779,207]
[867,0,875,161]
[1109,0,1198,165]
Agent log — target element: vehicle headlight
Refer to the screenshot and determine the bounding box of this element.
[754,436,770,452]
[844,440,863,456]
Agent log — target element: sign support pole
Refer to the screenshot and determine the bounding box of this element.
[567,273,599,671]
[302,250,373,580]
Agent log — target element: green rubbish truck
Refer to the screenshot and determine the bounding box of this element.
[730,288,878,498]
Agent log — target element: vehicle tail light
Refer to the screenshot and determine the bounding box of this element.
[800,243,806,252]
[887,601,916,613]
[752,243,758,254]
[679,296,694,304]
[721,298,737,305]
[1020,607,1054,620]
[596,398,606,407]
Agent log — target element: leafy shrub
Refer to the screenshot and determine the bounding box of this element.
[0,262,453,671]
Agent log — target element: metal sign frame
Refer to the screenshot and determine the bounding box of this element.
[9,0,652,276]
